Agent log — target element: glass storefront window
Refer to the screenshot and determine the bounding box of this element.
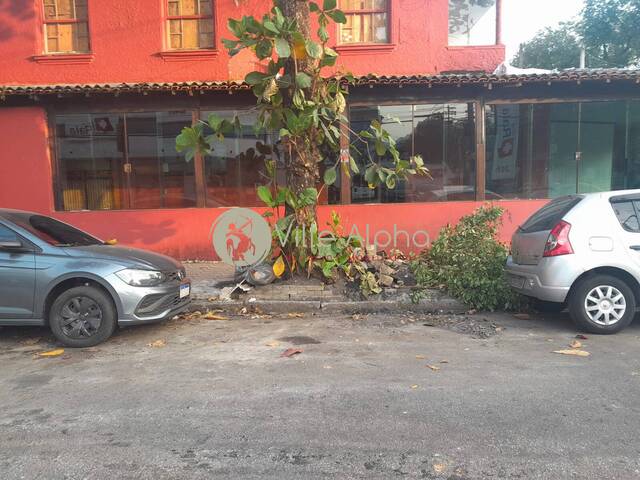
[200,110,341,207]
[486,101,640,200]
[200,110,278,208]
[126,112,196,209]
[349,103,476,203]
[55,112,194,211]
[55,113,126,211]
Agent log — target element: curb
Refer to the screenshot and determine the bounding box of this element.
[190,290,467,315]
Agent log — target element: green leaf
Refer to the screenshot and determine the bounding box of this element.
[364,166,377,186]
[321,260,336,278]
[295,72,312,89]
[385,174,397,189]
[208,113,224,132]
[275,187,288,205]
[227,19,243,37]
[275,37,291,58]
[263,20,279,34]
[349,155,360,174]
[309,2,321,12]
[255,39,273,59]
[273,7,285,28]
[318,26,329,42]
[245,71,268,85]
[300,187,318,206]
[323,0,337,10]
[327,9,346,23]
[323,167,337,185]
[320,53,337,67]
[279,128,291,138]
[305,39,323,59]
[375,139,387,156]
[257,185,274,207]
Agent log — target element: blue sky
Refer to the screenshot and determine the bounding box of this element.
[503,0,585,60]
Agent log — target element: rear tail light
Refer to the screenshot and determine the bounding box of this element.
[543,220,573,257]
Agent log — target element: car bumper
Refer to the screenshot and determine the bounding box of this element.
[106,274,192,325]
[505,257,575,303]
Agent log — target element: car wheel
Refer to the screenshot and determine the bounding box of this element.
[568,274,636,334]
[49,285,117,347]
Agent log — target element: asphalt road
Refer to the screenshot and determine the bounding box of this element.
[2,310,640,479]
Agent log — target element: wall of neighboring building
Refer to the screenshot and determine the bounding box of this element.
[0,0,504,86]
[0,105,543,260]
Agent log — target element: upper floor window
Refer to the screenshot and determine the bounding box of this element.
[43,0,90,53]
[338,0,389,44]
[448,0,496,46]
[167,0,214,50]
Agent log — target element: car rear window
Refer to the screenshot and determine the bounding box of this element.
[519,195,583,233]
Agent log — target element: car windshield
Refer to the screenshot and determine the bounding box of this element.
[6,214,102,247]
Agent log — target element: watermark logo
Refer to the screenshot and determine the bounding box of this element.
[211,208,271,267]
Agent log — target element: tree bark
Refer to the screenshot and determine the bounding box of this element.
[277,0,320,227]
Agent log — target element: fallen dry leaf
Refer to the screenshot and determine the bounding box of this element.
[410,384,419,389]
[513,313,530,320]
[570,340,582,349]
[38,348,64,357]
[147,339,167,348]
[203,311,228,321]
[273,256,286,278]
[426,364,441,371]
[554,349,590,357]
[287,312,305,318]
[265,340,280,348]
[280,348,303,358]
[433,463,447,474]
[440,360,449,364]
[415,354,426,360]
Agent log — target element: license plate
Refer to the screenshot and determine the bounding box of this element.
[180,283,190,298]
[508,275,525,289]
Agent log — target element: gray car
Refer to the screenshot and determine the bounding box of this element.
[506,190,640,334]
[0,209,191,347]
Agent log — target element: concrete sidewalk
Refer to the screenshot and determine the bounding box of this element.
[184,262,466,314]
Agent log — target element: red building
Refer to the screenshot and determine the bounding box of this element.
[2,0,636,259]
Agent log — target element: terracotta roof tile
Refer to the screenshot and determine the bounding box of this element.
[1,70,639,97]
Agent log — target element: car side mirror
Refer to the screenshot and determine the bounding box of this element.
[0,240,25,250]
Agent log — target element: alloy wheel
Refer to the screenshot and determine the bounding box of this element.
[584,285,626,326]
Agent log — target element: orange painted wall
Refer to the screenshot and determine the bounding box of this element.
[0,107,546,260]
[0,0,504,85]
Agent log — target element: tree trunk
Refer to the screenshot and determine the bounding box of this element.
[277,0,320,227]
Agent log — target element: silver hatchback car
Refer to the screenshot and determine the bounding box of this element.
[506,190,640,334]
[0,209,191,347]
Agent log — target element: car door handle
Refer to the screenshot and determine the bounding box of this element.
[630,245,640,251]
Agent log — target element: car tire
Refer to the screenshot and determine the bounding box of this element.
[49,285,117,348]
[568,274,636,334]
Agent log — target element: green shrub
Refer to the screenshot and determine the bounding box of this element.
[411,205,524,311]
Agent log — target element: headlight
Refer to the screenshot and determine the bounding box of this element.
[116,269,165,287]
